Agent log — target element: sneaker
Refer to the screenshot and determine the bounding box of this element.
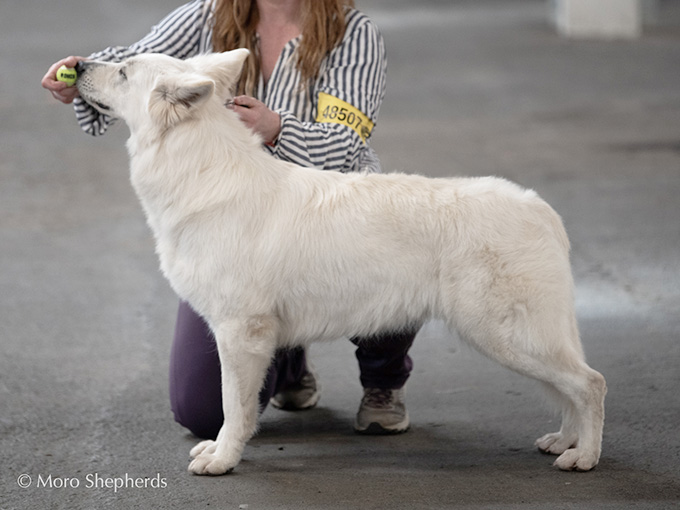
[269,371,320,411]
[354,387,410,435]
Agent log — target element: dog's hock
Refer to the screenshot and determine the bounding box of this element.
[148,76,215,127]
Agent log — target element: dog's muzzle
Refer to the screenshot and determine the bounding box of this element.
[75,61,113,113]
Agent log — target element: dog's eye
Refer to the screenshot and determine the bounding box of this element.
[119,68,127,80]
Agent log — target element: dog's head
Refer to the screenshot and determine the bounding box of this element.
[76,49,249,132]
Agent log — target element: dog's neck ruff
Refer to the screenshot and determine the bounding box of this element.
[127,99,278,233]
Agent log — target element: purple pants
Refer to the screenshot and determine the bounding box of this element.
[169,301,416,439]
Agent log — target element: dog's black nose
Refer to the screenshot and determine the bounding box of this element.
[75,61,86,75]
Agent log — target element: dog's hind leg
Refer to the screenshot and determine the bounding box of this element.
[528,311,606,472]
[188,315,279,475]
[446,280,606,471]
[463,323,605,470]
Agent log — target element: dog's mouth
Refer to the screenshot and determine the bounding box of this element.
[93,101,112,112]
[79,94,113,115]
[78,88,111,113]
[76,84,113,114]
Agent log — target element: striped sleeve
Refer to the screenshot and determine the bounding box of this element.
[73,0,212,136]
[268,11,387,172]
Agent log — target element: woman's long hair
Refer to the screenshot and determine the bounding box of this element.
[211,0,354,95]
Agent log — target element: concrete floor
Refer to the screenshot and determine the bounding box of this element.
[1,0,679,508]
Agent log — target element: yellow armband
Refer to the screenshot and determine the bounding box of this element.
[316,92,374,143]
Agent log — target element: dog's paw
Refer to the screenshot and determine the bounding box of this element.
[190,439,216,459]
[188,452,235,476]
[535,432,575,455]
[553,448,599,471]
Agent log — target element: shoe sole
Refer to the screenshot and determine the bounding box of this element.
[354,421,410,435]
[269,391,320,411]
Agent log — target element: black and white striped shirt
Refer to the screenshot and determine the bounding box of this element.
[73,0,387,173]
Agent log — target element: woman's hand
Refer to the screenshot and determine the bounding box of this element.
[229,96,281,145]
[41,56,87,104]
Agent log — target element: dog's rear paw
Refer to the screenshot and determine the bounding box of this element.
[188,452,235,476]
[535,432,575,455]
[553,448,599,471]
[190,439,216,459]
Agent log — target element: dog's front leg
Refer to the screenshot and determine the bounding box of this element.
[188,317,278,475]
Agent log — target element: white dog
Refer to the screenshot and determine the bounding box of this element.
[76,49,606,476]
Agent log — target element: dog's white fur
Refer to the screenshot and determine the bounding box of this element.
[77,50,606,475]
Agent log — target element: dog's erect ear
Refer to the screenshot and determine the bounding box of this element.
[188,49,250,96]
[148,75,215,128]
